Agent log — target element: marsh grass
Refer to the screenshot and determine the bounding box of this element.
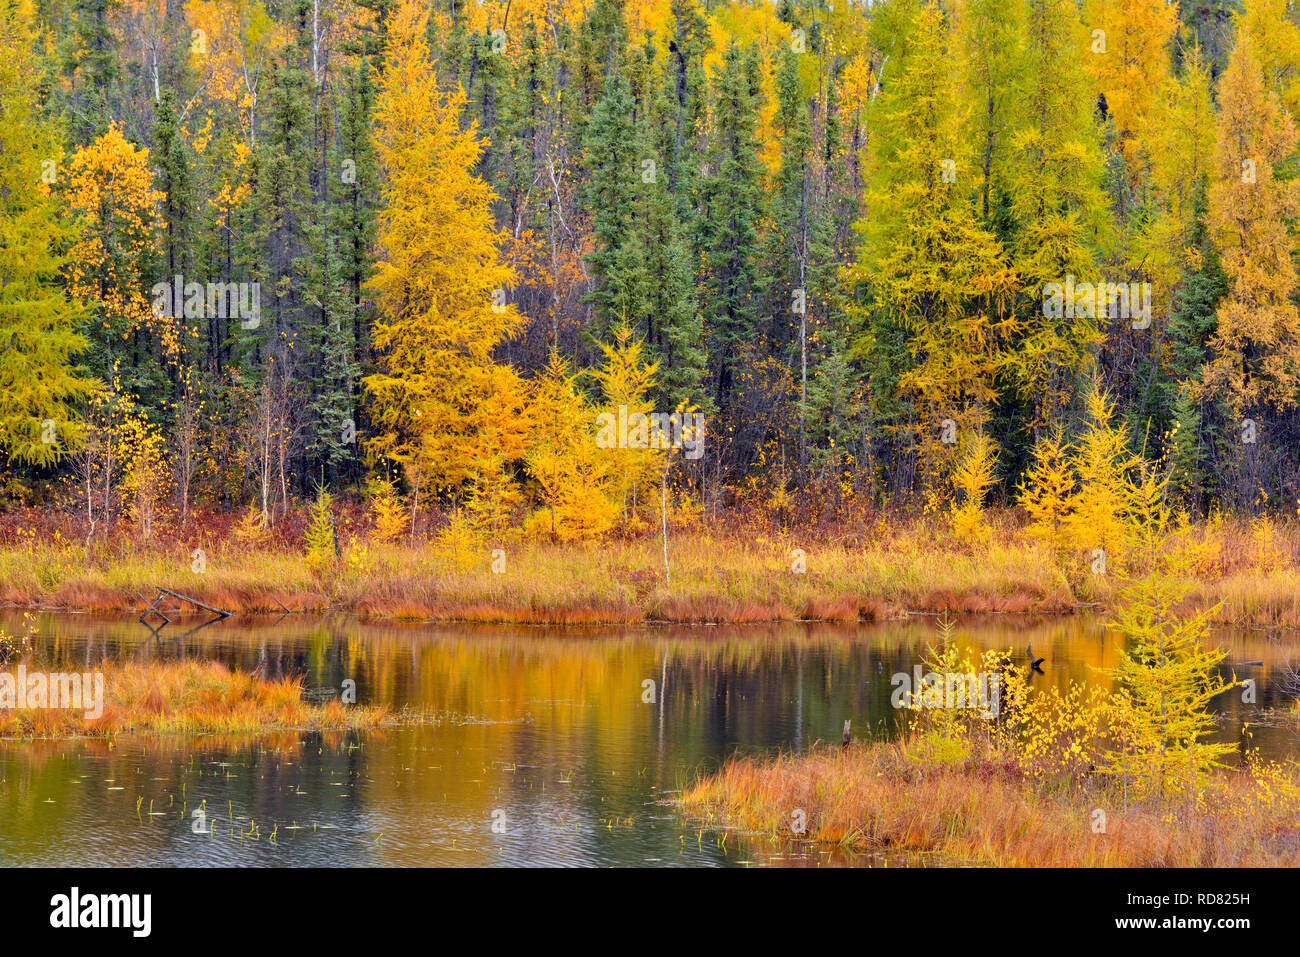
[0,660,386,739]
[0,509,1297,625]
[0,518,1078,622]
[682,738,1300,866]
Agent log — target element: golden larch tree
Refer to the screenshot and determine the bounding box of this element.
[1237,0,1300,116]
[590,324,666,531]
[1005,0,1110,430]
[524,352,618,542]
[0,0,99,465]
[1082,0,1177,189]
[364,0,528,505]
[1017,428,1076,552]
[1203,32,1300,415]
[1065,380,1135,570]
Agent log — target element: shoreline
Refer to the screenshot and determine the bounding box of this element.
[0,573,1294,629]
[2,521,1298,627]
[0,598,1078,623]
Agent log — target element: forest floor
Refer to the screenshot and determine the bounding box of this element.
[1,509,1299,626]
[681,736,1300,866]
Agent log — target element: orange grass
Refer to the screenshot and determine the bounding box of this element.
[0,660,386,739]
[1,511,1298,625]
[0,520,1079,623]
[682,741,1300,866]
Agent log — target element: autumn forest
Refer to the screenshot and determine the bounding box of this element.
[0,0,1297,586]
[9,0,1300,879]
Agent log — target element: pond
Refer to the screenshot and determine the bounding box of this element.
[0,611,1295,867]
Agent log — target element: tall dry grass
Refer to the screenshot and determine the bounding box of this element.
[0,659,386,738]
[683,740,1300,866]
[1,509,1298,625]
[0,518,1076,622]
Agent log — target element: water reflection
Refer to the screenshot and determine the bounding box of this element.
[0,612,1296,866]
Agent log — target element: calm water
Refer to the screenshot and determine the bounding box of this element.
[1,612,1295,867]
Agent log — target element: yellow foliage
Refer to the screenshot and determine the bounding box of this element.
[1238,0,1300,115]
[949,432,998,545]
[1203,27,1300,414]
[117,410,169,544]
[1102,547,1238,801]
[364,0,526,502]
[1252,514,1288,573]
[524,352,618,542]
[1081,0,1177,187]
[65,125,171,357]
[1064,381,1134,569]
[233,504,268,546]
[367,477,407,544]
[590,324,667,528]
[435,509,486,571]
[1018,429,1076,552]
[303,489,338,574]
[184,0,283,143]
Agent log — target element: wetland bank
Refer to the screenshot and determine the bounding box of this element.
[1,609,1296,867]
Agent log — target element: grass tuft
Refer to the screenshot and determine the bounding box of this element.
[0,660,386,738]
